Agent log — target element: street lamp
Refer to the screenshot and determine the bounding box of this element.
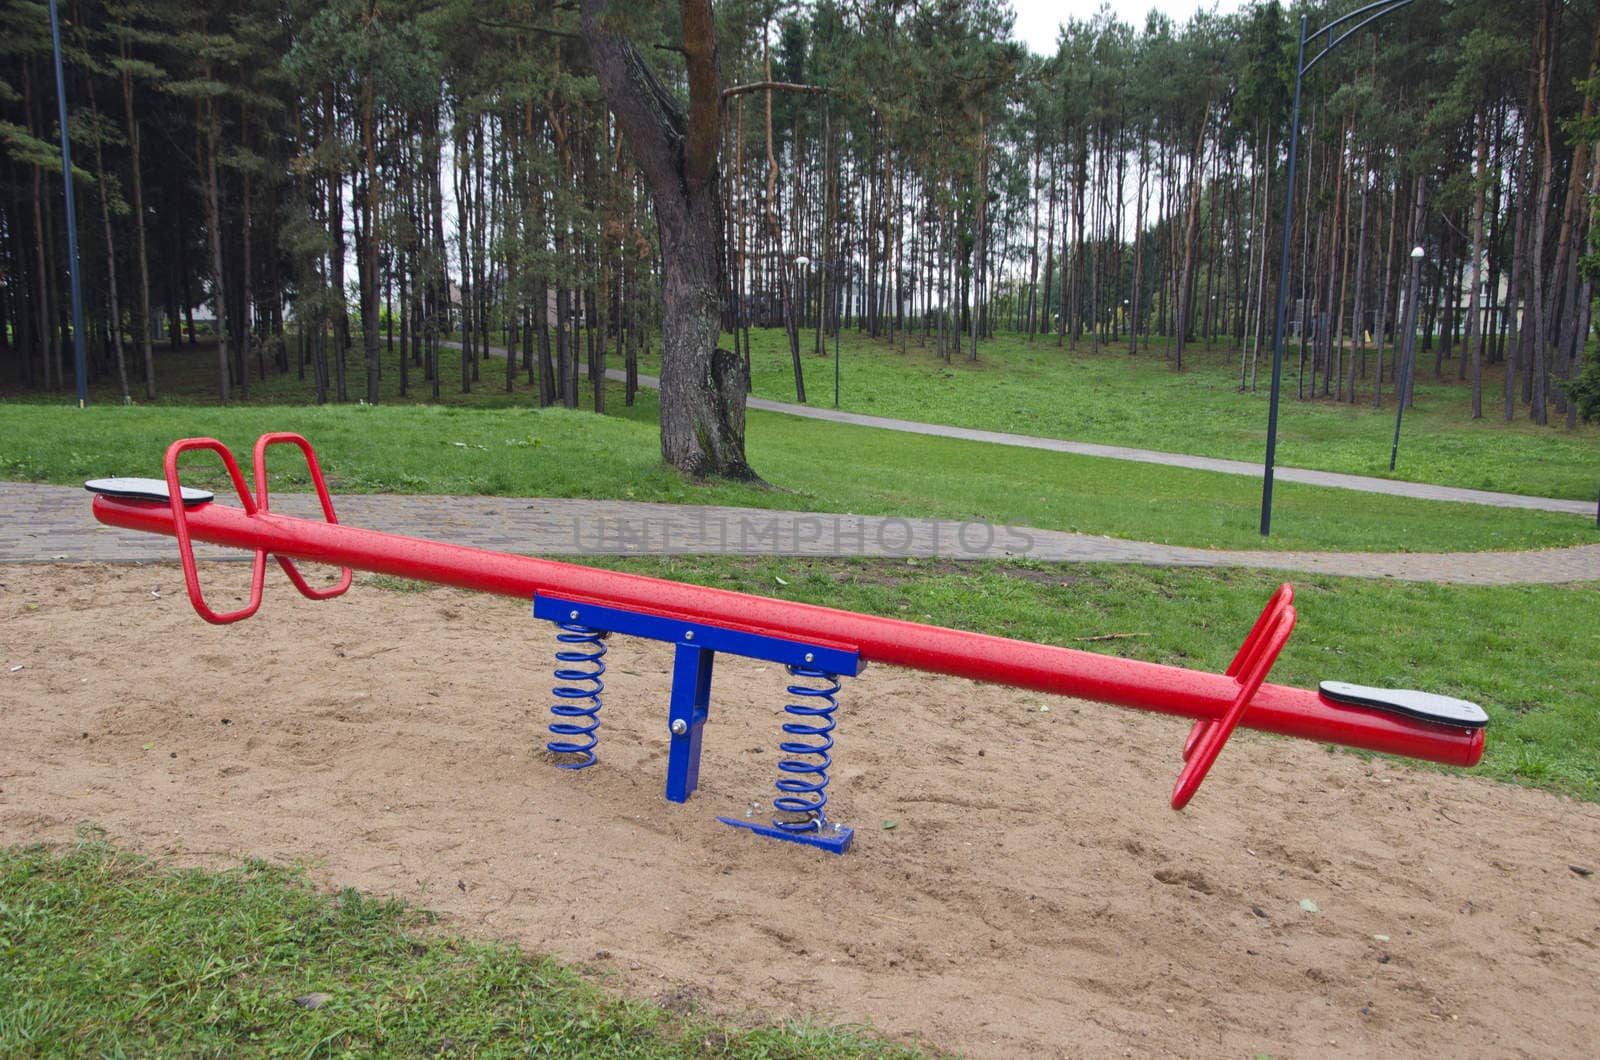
[48,0,88,408]
[832,261,844,408]
[796,255,846,408]
[1259,0,1417,536]
[1389,245,1425,471]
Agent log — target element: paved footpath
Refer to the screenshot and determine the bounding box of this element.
[5,481,1597,585]
[444,339,1596,517]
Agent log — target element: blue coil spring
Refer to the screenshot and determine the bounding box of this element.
[547,622,607,768]
[770,664,842,832]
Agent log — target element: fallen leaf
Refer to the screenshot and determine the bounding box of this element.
[882,820,898,830]
[1299,898,1319,913]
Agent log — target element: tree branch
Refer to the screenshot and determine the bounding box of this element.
[721,81,830,103]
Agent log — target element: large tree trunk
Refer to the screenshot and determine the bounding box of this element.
[581,0,754,479]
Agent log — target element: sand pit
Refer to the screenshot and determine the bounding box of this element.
[3,562,1598,1056]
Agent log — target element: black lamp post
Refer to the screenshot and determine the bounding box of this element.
[1390,245,1425,470]
[833,260,843,408]
[1259,0,1416,536]
[798,255,847,408]
[48,0,88,408]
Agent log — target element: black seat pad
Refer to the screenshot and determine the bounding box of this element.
[84,477,215,506]
[1320,680,1488,729]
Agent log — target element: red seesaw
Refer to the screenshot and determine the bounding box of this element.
[88,432,1488,853]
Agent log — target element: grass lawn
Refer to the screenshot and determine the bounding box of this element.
[1,399,1593,554]
[0,837,915,1058]
[701,328,1600,501]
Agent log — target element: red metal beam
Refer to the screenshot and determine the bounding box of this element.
[93,491,1484,771]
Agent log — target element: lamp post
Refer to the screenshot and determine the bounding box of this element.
[48,0,88,408]
[797,255,846,408]
[833,260,844,408]
[1259,0,1416,536]
[1389,245,1425,471]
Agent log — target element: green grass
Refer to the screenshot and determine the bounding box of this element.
[1,399,1593,553]
[14,326,1597,501]
[0,835,917,1058]
[702,328,1600,501]
[572,556,1600,800]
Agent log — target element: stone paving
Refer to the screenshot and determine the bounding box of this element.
[443,340,1597,518]
[7,481,1597,586]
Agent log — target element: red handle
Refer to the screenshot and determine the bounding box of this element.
[164,438,266,624]
[253,432,352,601]
[1172,584,1297,809]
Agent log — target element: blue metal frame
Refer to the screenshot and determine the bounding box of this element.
[533,595,861,854]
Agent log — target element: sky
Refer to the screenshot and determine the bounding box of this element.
[1008,0,1248,55]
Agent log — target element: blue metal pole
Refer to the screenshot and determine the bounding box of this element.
[48,0,88,408]
[1259,15,1308,537]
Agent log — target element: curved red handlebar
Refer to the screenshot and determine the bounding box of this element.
[253,432,352,601]
[162,433,350,623]
[164,438,266,624]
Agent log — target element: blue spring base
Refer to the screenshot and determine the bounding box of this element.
[536,594,862,854]
[716,816,854,855]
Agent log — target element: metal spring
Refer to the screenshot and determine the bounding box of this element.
[770,664,841,832]
[547,622,606,768]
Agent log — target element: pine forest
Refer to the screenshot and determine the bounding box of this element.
[2,0,1598,471]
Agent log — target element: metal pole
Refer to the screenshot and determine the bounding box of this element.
[48,0,88,408]
[1390,247,1424,471]
[1259,15,1308,537]
[833,261,842,408]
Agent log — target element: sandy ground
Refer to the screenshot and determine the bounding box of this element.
[3,562,1598,1058]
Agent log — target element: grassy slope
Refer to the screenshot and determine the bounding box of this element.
[708,329,1600,501]
[0,838,918,1058]
[2,398,1594,554]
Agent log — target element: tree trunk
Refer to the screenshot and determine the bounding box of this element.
[1468,106,1488,419]
[362,69,381,404]
[582,0,753,478]
[200,94,231,400]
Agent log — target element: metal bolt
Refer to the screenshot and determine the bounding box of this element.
[804,652,814,663]
[569,610,579,621]
[670,719,688,736]
[684,630,694,641]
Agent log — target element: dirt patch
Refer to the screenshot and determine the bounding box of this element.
[3,563,1598,1057]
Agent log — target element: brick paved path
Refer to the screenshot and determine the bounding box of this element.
[6,481,1596,585]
